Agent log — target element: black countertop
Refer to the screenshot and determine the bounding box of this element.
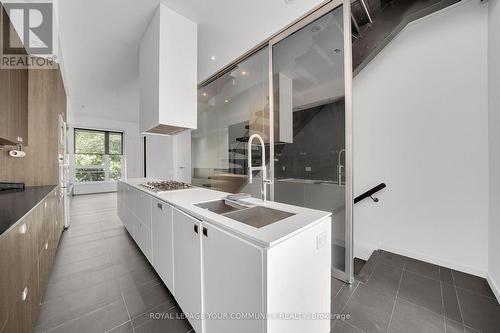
[0,185,57,237]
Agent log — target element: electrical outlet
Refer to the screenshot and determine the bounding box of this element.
[305,166,312,172]
[316,231,327,250]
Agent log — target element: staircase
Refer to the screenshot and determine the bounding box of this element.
[351,0,461,76]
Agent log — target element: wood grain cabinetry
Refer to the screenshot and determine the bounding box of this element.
[0,6,29,146]
[0,3,66,186]
[0,67,11,146]
[0,65,66,185]
[0,187,63,333]
[7,66,29,144]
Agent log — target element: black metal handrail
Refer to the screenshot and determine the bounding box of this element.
[354,183,386,204]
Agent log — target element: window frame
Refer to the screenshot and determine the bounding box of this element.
[74,128,124,183]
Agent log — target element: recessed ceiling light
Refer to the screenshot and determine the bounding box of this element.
[210,56,216,61]
[202,92,207,96]
[224,99,229,103]
[311,25,323,33]
[242,71,247,75]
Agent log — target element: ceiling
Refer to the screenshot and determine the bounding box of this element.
[59,0,327,123]
[198,7,344,112]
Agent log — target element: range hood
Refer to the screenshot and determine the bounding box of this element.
[139,4,197,135]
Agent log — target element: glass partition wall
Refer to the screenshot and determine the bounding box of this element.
[193,0,353,282]
[192,47,269,195]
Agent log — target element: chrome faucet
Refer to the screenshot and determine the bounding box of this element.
[337,149,345,186]
[247,134,272,202]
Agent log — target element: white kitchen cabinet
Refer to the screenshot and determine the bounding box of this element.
[173,208,203,333]
[131,187,152,229]
[117,182,123,221]
[266,220,331,333]
[117,181,332,333]
[135,221,153,263]
[140,4,197,135]
[117,183,131,234]
[202,223,264,333]
[122,186,152,262]
[152,199,174,293]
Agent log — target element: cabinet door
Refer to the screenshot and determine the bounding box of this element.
[0,67,10,145]
[0,228,10,332]
[152,200,174,293]
[130,187,152,228]
[121,184,133,234]
[8,66,28,145]
[10,215,36,294]
[202,223,264,333]
[117,182,124,221]
[173,209,203,333]
[0,223,36,333]
[136,221,152,263]
[3,283,33,333]
[38,237,51,301]
[55,188,64,244]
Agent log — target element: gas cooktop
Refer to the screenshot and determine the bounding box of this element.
[140,181,192,192]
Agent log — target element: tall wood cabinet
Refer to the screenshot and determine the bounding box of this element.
[0,187,64,333]
[0,5,29,146]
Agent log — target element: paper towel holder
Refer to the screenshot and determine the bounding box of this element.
[9,144,26,158]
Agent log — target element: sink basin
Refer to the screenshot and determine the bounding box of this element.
[222,206,295,228]
[195,199,247,214]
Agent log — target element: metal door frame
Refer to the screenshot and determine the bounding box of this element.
[197,0,354,284]
[267,0,353,283]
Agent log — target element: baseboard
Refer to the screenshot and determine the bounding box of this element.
[354,243,376,261]
[487,273,500,303]
[378,244,487,278]
[74,181,118,195]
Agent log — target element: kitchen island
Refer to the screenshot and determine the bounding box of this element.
[117,178,332,333]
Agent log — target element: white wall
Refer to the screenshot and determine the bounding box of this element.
[173,130,192,183]
[190,0,327,82]
[69,113,142,195]
[146,135,173,180]
[488,0,500,299]
[353,0,490,276]
[145,131,192,182]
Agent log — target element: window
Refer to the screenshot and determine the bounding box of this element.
[74,129,124,182]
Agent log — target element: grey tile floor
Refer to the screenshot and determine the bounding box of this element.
[34,193,193,333]
[34,193,500,333]
[333,251,500,333]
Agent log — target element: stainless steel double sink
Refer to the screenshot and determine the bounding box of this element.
[195,199,295,228]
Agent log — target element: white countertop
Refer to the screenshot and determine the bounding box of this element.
[121,178,331,248]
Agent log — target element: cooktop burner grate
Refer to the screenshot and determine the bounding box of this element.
[140,181,192,192]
